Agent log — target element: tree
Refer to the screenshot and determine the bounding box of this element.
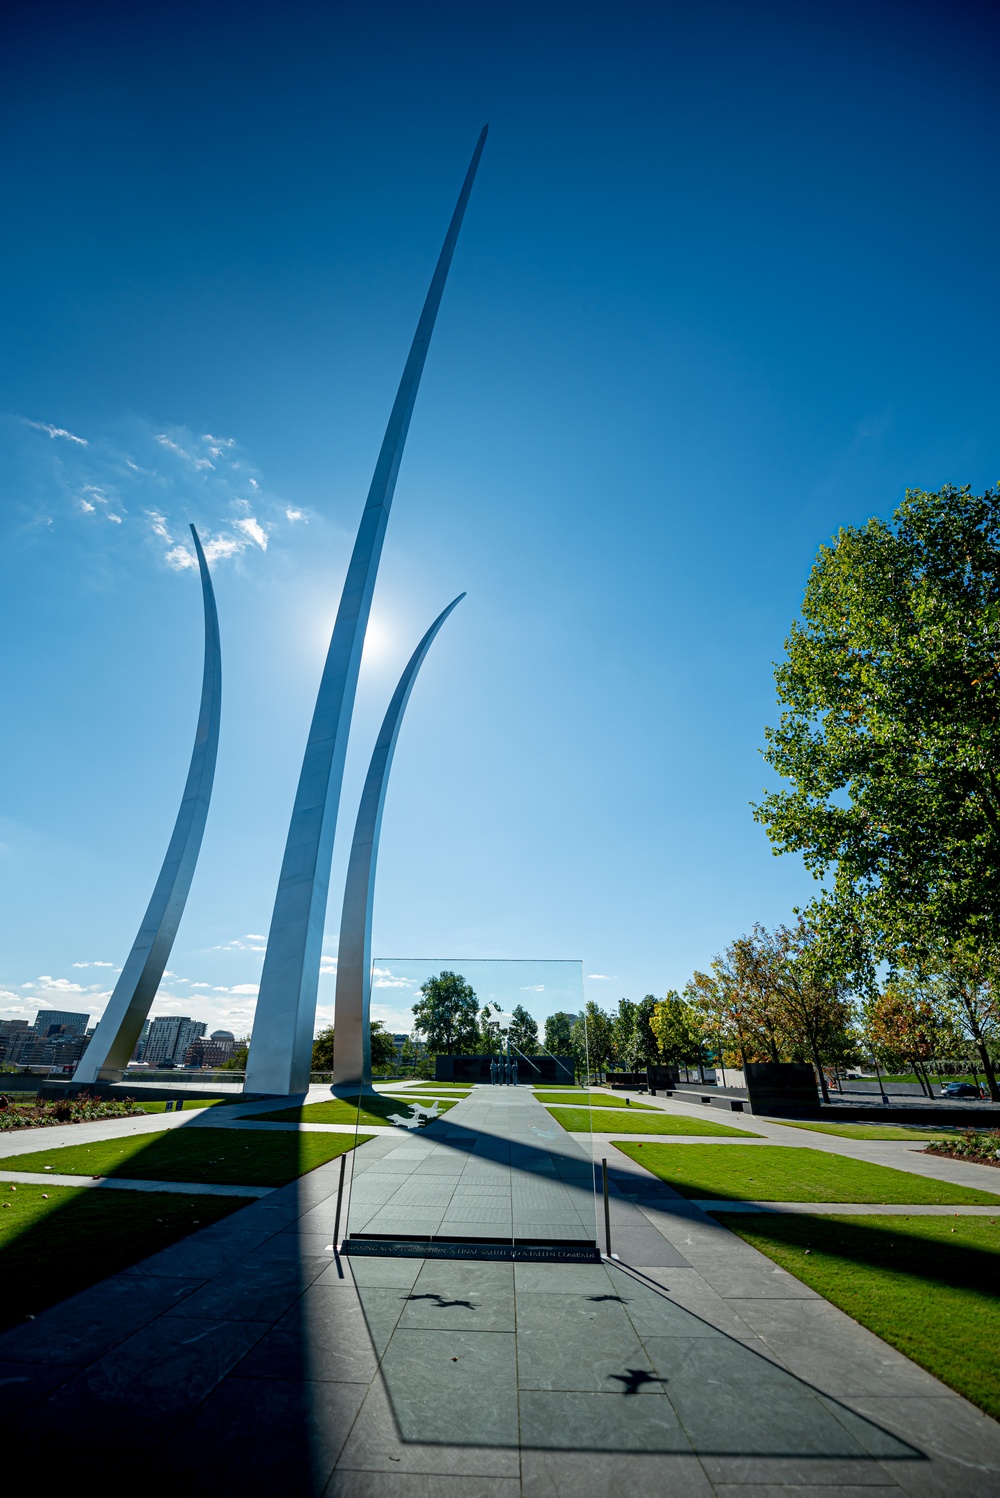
[863,976,944,1097]
[411,971,480,1054]
[936,944,1000,1101]
[544,1012,576,1055]
[508,1004,539,1054]
[219,1037,249,1071]
[650,992,703,1072]
[370,1020,397,1073]
[762,920,856,1102]
[578,1001,613,1078]
[634,996,661,1066]
[754,485,1000,974]
[311,1025,335,1071]
[478,1005,501,1053]
[612,999,640,1069]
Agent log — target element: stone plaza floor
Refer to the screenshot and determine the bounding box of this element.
[0,1084,998,1494]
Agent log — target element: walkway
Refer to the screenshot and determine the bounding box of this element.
[0,1084,997,1493]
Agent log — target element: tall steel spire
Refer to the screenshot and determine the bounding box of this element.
[246,130,487,1096]
[332,595,464,1096]
[74,525,222,1084]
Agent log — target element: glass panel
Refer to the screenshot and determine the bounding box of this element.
[341,958,598,1262]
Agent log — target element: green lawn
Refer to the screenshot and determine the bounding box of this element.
[552,1107,760,1137]
[246,1095,458,1128]
[718,1212,1000,1422]
[131,1098,230,1113]
[0,1182,253,1331]
[534,1091,658,1109]
[403,1083,473,1093]
[0,1125,370,1186]
[613,1142,1000,1202]
[771,1119,967,1142]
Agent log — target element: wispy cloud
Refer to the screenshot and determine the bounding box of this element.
[587,974,616,981]
[71,961,118,969]
[155,432,215,470]
[26,419,88,445]
[520,984,545,992]
[8,413,306,580]
[234,516,268,550]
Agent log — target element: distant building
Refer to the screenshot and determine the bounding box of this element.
[131,1019,151,1063]
[0,1019,30,1065]
[143,1016,207,1067]
[32,1010,90,1038]
[183,1035,238,1068]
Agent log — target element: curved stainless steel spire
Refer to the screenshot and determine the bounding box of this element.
[246,129,487,1097]
[332,595,465,1096]
[74,525,222,1084]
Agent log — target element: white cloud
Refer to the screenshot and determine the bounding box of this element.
[587,974,616,981]
[72,961,117,969]
[26,419,88,445]
[372,966,415,990]
[30,976,88,993]
[106,513,123,524]
[78,499,96,514]
[245,934,266,941]
[520,984,545,992]
[155,433,214,470]
[234,516,267,550]
[286,508,305,522]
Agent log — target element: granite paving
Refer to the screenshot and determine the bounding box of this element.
[0,1083,996,1495]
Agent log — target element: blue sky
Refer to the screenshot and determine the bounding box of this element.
[1,0,997,1037]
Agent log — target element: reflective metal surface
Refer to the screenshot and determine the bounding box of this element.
[332,595,464,1096]
[246,129,487,1097]
[74,526,222,1084]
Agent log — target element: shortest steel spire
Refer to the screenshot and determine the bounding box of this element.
[74,526,222,1085]
[331,594,465,1095]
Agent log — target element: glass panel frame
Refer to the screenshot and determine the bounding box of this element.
[339,958,599,1262]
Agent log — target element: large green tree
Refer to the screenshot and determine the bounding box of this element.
[508,1004,539,1054]
[754,485,1000,973]
[370,1020,398,1072]
[411,971,480,1054]
[543,1012,576,1055]
[650,992,703,1071]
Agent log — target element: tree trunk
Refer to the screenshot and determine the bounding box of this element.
[811,1043,830,1102]
[911,1061,931,1098]
[974,1037,1000,1102]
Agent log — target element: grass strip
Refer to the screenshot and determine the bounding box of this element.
[612,1142,1000,1202]
[0,1182,253,1332]
[403,1083,473,1093]
[0,1126,370,1187]
[132,1098,230,1114]
[716,1211,1000,1422]
[555,1108,759,1137]
[245,1096,457,1128]
[533,1091,657,1109]
[771,1120,967,1142]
